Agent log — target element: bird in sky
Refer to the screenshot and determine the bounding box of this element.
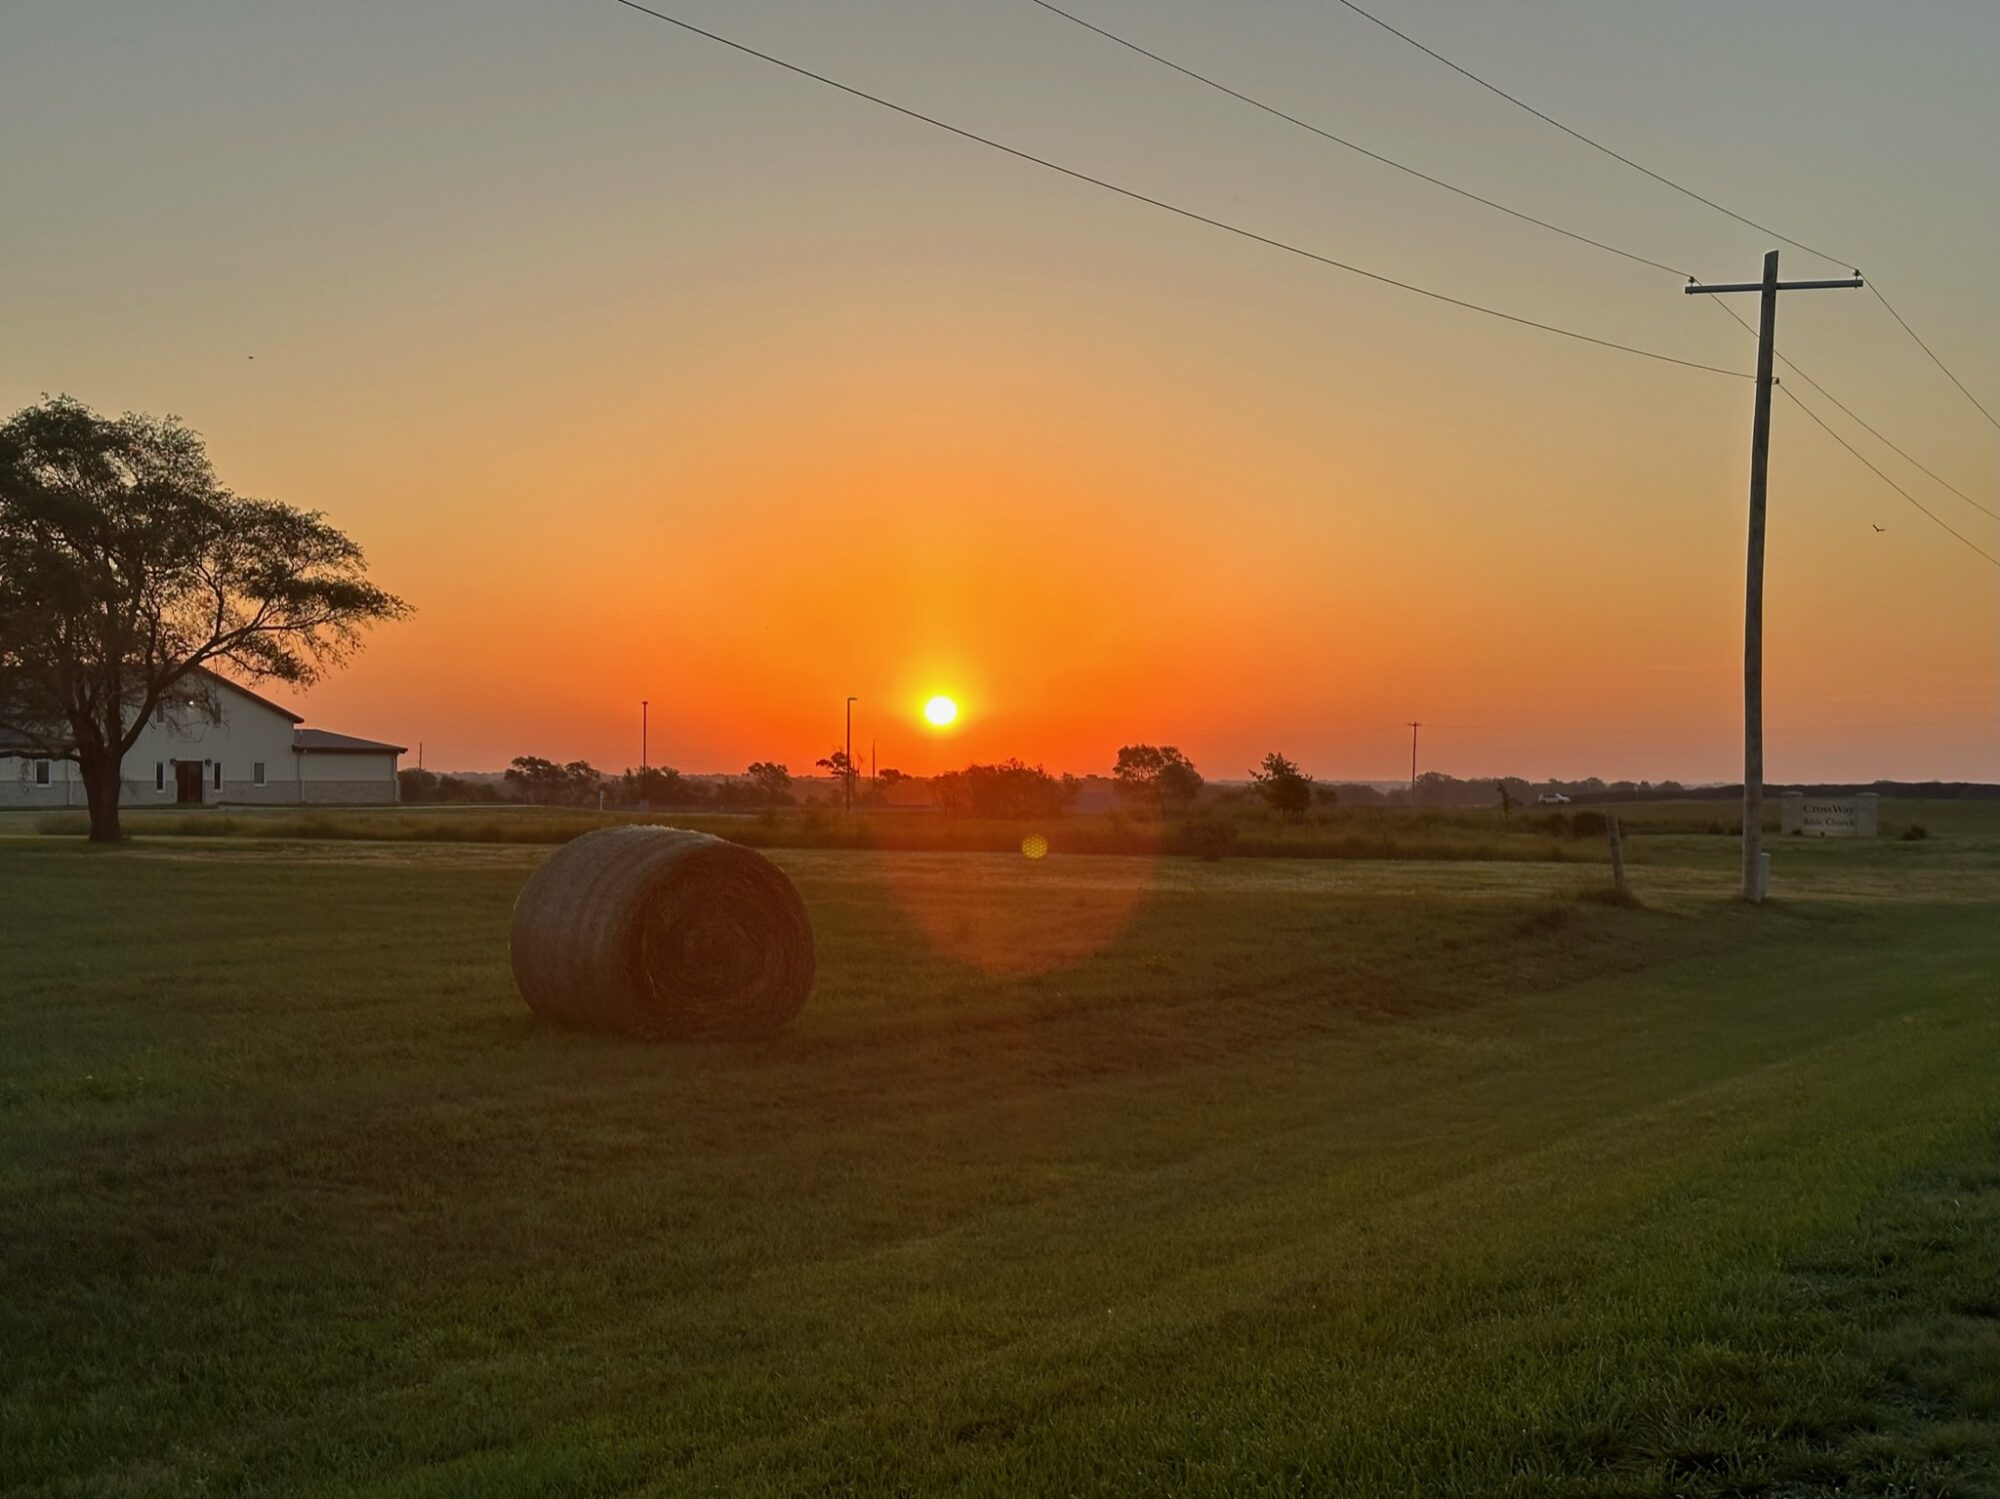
[1872,524,1886,533]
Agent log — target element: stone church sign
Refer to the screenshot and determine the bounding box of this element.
[1780,791,1879,838]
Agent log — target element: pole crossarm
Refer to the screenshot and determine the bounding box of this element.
[1688,277,1863,295]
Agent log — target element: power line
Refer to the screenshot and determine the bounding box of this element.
[1703,300,1997,522]
[1028,0,1992,528]
[604,0,1748,379]
[1325,0,1853,270]
[1325,0,1998,440]
[1870,284,2000,431]
[1025,0,1688,278]
[1777,383,1998,568]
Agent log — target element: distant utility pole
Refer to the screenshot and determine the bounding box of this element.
[1407,721,1421,808]
[641,700,649,774]
[1687,252,1862,903]
[845,695,858,814]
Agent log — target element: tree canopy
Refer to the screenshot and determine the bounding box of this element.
[931,759,1078,820]
[504,756,603,805]
[1249,751,1313,823]
[0,396,409,839]
[1112,744,1203,810]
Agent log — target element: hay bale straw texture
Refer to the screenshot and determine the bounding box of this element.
[510,826,815,1040]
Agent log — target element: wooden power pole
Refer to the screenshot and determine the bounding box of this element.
[845,695,857,814]
[1686,253,1861,902]
[1406,721,1421,808]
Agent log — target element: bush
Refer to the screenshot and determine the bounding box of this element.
[1571,811,1608,839]
[1902,824,1930,841]
[1173,816,1239,862]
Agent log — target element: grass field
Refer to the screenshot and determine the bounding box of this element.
[14,793,1994,863]
[2,818,1995,1495]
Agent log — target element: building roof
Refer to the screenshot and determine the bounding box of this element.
[191,666,305,723]
[293,728,408,755]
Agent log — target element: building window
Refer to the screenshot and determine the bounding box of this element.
[213,762,224,791]
[155,703,166,726]
[34,760,52,786]
[253,761,266,786]
[156,762,165,792]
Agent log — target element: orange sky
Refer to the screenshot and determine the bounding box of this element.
[4,1,1994,782]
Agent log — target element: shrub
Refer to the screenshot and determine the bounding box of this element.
[1174,816,1239,862]
[1571,811,1608,839]
[1902,824,1930,841]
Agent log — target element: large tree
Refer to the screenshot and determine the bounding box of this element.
[1112,743,1203,811]
[931,758,1075,820]
[503,756,604,806]
[1249,751,1313,824]
[745,760,793,805]
[0,397,409,841]
[815,748,860,801]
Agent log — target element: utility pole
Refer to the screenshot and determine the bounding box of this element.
[845,695,858,814]
[1407,721,1421,808]
[1687,253,1861,902]
[641,700,649,775]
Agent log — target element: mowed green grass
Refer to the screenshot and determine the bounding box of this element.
[16,793,1997,866]
[1,830,1994,1496]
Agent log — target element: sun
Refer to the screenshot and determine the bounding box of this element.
[923,695,958,728]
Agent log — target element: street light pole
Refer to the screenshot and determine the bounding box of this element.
[641,700,649,774]
[845,696,857,814]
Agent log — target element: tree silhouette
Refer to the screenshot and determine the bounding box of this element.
[1250,751,1313,824]
[1113,744,1202,811]
[0,397,408,841]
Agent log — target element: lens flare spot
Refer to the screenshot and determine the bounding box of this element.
[923,695,958,727]
[1021,832,1048,859]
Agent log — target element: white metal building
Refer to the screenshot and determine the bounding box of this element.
[1,668,404,808]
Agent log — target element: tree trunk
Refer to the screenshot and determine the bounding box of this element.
[80,747,124,843]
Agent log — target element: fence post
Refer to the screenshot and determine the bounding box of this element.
[1607,814,1628,899]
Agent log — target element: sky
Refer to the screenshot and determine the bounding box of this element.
[3,0,1995,783]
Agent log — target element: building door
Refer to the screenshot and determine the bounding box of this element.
[174,761,205,805]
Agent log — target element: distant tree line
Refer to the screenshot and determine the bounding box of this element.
[400,746,1996,817]
[398,743,1309,819]
[399,757,803,809]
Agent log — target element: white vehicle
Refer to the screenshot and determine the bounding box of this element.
[1536,792,1571,805]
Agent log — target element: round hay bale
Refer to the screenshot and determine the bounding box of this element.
[509,826,814,1040]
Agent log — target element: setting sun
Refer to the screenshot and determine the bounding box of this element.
[923,695,959,728]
